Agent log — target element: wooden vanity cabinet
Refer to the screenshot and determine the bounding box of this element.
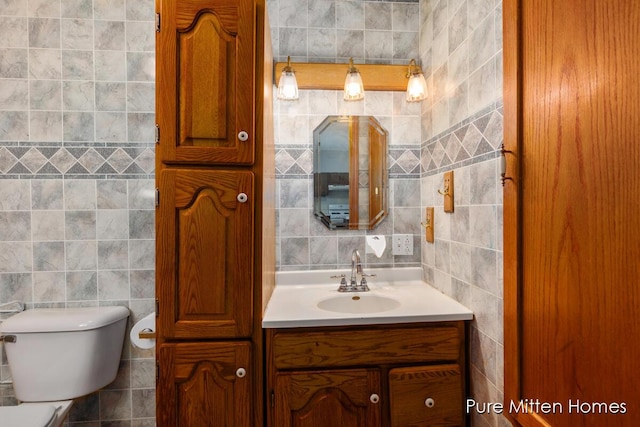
[155,0,275,425]
[265,322,467,427]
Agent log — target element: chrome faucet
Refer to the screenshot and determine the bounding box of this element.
[350,249,363,288]
[332,249,374,292]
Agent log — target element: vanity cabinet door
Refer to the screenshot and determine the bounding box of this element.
[157,341,252,427]
[156,0,255,165]
[273,369,382,427]
[389,364,463,427]
[157,169,254,339]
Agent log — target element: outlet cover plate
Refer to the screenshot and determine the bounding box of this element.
[392,234,413,256]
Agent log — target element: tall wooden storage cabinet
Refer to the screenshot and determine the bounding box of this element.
[503,1,640,426]
[154,0,275,425]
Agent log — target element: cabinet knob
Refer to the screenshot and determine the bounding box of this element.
[369,394,380,404]
[238,131,249,142]
[236,368,247,378]
[237,193,248,203]
[425,397,435,408]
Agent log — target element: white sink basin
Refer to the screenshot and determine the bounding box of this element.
[317,294,401,314]
[262,267,474,328]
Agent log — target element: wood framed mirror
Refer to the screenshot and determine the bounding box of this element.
[313,116,388,230]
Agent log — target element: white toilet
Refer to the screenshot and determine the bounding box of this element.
[0,306,129,427]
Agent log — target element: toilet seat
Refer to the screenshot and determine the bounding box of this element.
[0,404,56,427]
[0,400,73,427]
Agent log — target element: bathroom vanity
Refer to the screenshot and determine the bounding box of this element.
[263,268,473,426]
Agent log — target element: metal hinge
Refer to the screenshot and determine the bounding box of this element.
[271,391,275,407]
[155,188,160,208]
[155,298,159,315]
[155,13,161,32]
[155,124,160,144]
[156,362,160,381]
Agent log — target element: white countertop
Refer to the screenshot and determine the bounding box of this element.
[262,267,473,328]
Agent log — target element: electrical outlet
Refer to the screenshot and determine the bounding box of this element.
[392,234,413,256]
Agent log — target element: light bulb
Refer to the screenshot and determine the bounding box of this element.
[343,58,364,101]
[277,56,299,100]
[405,59,428,102]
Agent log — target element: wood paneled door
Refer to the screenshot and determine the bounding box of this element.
[503,1,640,426]
[157,342,252,427]
[274,369,382,427]
[156,0,255,165]
[156,169,254,340]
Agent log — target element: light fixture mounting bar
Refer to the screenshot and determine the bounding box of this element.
[274,61,409,91]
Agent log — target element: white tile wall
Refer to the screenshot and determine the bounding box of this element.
[0,0,156,424]
[419,0,509,426]
[269,0,425,270]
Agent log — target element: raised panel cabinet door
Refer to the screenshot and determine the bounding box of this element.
[156,0,255,165]
[157,169,254,339]
[274,369,382,427]
[389,364,463,427]
[157,341,252,427]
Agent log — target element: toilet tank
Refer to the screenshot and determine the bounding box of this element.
[0,306,129,402]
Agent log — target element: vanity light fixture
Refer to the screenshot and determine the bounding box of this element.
[405,59,428,102]
[343,58,365,101]
[274,59,414,98]
[276,56,299,100]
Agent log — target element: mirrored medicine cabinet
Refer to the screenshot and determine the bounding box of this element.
[313,115,388,230]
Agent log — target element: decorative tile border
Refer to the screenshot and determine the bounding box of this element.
[0,143,155,179]
[275,144,421,179]
[275,145,313,177]
[421,101,504,177]
[275,101,504,181]
[389,147,420,177]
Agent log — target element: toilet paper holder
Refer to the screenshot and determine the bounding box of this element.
[138,328,156,339]
[130,312,156,349]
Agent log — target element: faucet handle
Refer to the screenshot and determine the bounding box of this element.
[331,274,347,287]
[332,275,350,292]
[361,272,376,278]
[356,276,371,292]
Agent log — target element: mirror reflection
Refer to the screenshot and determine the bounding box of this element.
[313,116,388,230]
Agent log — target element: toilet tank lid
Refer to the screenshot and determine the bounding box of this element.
[0,306,129,333]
